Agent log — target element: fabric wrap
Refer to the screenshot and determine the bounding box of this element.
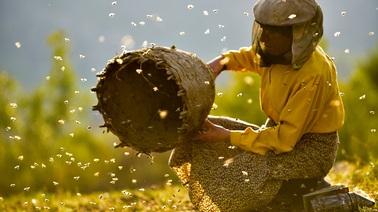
[169,116,339,211]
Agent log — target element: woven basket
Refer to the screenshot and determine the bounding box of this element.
[92,46,215,153]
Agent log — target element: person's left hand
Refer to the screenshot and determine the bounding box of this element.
[192,119,231,143]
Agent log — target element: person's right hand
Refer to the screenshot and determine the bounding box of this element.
[192,119,231,143]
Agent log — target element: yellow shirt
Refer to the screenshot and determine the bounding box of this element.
[222,46,345,155]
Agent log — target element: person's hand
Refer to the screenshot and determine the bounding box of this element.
[192,119,231,143]
[207,55,227,79]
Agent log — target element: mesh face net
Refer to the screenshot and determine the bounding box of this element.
[251,21,263,65]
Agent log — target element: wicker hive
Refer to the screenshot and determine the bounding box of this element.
[92,46,215,153]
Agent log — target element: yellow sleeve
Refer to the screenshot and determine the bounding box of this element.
[230,74,329,155]
[221,46,259,73]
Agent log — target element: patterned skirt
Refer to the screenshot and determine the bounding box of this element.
[169,116,339,211]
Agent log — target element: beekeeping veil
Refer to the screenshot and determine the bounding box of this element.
[252,0,323,69]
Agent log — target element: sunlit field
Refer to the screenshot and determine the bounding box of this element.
[0,162,377,211]
[1,0,378,211]
[0,184,195,211]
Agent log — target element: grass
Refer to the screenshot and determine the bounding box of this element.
[0,184,196,212]
[1,161,377,212]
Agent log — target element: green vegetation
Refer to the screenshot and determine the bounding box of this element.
[0,31,175,197]
[0,31,377,210]
[337,47,378,162]
[0,185,195,211]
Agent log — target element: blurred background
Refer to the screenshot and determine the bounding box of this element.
[0,0,377,197]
